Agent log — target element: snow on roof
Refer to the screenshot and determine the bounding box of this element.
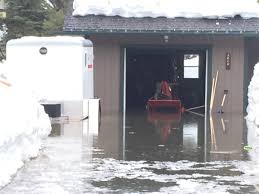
[72,0,259,19]
[7,36,92,47]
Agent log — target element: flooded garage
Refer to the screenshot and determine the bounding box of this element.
[1,111,259,194]
[2,20,259,194]
[2,0,259,193]
[126,47,207,111]
[2,37,259,193]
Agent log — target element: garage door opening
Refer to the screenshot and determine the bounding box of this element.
[125,47,207,113]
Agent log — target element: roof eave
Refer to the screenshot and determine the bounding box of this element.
[62,28,259,36]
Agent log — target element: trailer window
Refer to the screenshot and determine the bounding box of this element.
[184,54,199,79]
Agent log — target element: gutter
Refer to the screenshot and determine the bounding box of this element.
[62,28,259,37]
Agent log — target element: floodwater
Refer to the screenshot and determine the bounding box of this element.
[1,110,259,194]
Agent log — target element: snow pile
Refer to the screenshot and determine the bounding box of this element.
[246,120,259,163]
[247,62,259,126]
[233,120,259,188]
[73,0,259,18]
[243,70,259,178]
[238,64,259,186]
[0,61,51,188]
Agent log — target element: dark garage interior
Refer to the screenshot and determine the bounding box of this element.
[125,47,207,158]
[126,47,207,112]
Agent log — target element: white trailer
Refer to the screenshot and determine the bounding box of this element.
[6,36,99,125]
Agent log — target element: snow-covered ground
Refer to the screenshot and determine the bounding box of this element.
[73,0,259,18]
[0,61,51,188]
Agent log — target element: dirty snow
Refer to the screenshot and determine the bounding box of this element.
[0,61,51,188]
[73,0,259,18]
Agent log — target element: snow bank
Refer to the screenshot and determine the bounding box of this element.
[73,0,259,18]
[237,63,259,186]
[246,120,259,162]
[247,62,259,126]
[233,120,259,188]
[0,61,51,188]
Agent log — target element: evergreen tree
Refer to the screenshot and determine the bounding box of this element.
[49,0,65,11]
[4,0,49,40]
[43,0,70,34]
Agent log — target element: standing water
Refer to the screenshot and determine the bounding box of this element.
[1,110,259,194]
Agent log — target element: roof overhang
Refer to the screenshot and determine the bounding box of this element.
[62,28,259,37]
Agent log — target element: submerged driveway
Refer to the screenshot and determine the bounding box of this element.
[1,112,259,194]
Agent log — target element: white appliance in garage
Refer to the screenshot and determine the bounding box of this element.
[6,36,99,128]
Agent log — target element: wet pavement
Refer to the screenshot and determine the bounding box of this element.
[1,110,259,194]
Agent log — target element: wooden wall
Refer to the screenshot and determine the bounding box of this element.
[93,39,121,113]
[211,37,244,113]
[90,34,245,113]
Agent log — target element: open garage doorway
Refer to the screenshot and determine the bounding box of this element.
[125,47,207,113]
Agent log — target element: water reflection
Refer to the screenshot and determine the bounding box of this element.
[147,111,182,145]
[90,113,124,160]
[125,110,205,161]
[1,110,257,194]
[183,122,198,150]
[124,110,249,163]
[33,112,252,164]
[209,113,245,161]
[49,123,62,137]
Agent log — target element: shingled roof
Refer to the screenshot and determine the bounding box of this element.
[63,2,259,36]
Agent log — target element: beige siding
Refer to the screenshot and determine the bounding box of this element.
[211,37,244,113]
[91,35,245,113]
[93,41,121,113]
